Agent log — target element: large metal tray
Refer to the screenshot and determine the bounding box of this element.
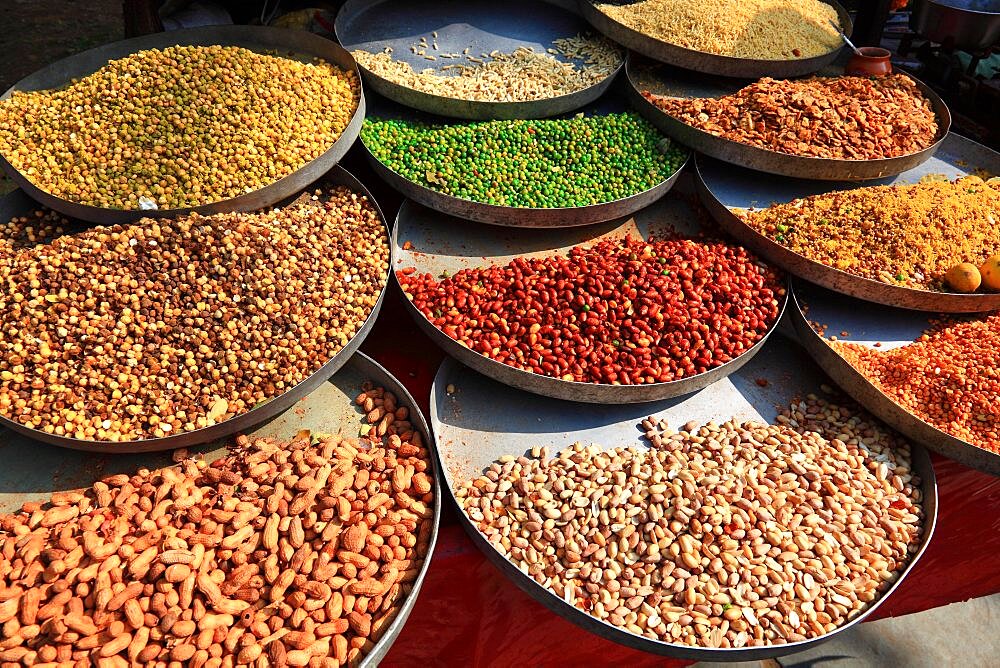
[0,351,441,668]
[791,283,1000,476]
[0,166,392,453]
[628,56,952,181]
[430,337,937,660]
[578,0,853,78]
[0,26,366,225]
[695,133,1000,313]
[335,0,622,120]
[361,94,688,228]
[911,0,1000,52]
[393,182,787,403]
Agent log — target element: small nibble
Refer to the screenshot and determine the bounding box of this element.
[457,396,924,648]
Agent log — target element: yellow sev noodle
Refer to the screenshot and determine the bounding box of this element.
[594,0,842,60]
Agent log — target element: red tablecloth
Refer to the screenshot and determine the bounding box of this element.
[343,150,1000,666]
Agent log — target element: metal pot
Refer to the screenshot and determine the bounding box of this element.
[910,0,1000,51]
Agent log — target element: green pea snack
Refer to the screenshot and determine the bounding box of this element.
[361,113,686,208]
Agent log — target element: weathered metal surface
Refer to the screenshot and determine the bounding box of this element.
[578,0,853,78]
[335,0,622,120]
[791,282,1000,476]
[0,166,393,453]
[0,26,366,225]
[361,93,688,228]
[0,352,441,667]
[430,336,938,659]
[695,133,1000,313]
[627,56,952,181]
[393,180,788,403]
[910,0,1000,52]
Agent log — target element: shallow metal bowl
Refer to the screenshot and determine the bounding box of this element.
[335,0,623,120]
[910,0,1000,52]
[0,26,366,224]
[791,282,1000,476]
[361,93,689,228]
[393,183,787,403]
[627,56,952,182]
[430,338,938,660]
[0,352,441,667]
[0,166,392,453]
[695,133,1000,313]
[579,0,853,78]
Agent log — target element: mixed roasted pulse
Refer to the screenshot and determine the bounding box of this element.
[643,75,939,160]
[0,188,388,442]
[0,45,359,210]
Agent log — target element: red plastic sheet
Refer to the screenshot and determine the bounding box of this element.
[361,290,1000,667]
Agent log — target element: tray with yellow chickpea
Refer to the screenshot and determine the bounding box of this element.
[0,26,366,224]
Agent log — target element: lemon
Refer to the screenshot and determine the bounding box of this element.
[944,263,982,293]
[978,254,1000,292]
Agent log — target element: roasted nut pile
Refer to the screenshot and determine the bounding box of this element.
[0,208,75,259]
[457,395,924,648]
[831,315,1000,454]
[353,34,622,102]
[361,113,686,208]
[398,235,784,384]
[740,176,1000,290]
[593,0,842,59]
[0,45,359,210]
[0,187,388,442]
[643,75,940,160]
[0,383,434,667]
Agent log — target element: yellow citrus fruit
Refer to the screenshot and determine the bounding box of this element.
[944,263,982,293]
[978,254,1000,291]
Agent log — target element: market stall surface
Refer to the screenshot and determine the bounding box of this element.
[1,3,999,665]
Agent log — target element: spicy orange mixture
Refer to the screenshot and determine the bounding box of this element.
[643,74,939,160]
[832,314,1000,454]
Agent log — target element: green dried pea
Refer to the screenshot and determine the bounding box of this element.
[360,112,686,209]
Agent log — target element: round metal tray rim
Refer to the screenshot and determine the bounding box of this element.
[430,355,939,659]
[363,134,691,216]
[578,0,853,78]
[0,166,394,453]
[353,58,624,117]
[0,350,440,665]
[335,0,625,120]
[692,143,1000,313]
[392,197,790,403]
[351,352,443,667]
[400,273,789,403]
[0,25,366,225]
[919,0,1000,18]
[789,284,1000,476]
[626,58,953,181]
